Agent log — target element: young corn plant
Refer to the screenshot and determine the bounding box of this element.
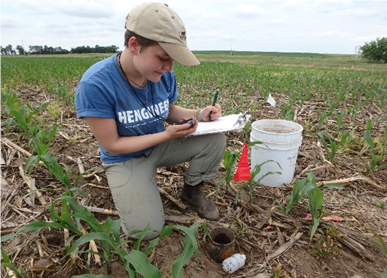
[2,196,207,278]
[280,102,295,121]
[368,229,387,278]
[1,245,23,278]
[278,172,317,215]
[68,223,159,277]
[216,149,239,195]
[64,221,207,278]
[364,129,387,174]
[317,131,351,163]
[278,172,343,240]
[318,110,330,129]
[307,187,325,240]
[1,90,48,140]
[334,110,346,132]
[24,126,87,197]
[236,159,282,203]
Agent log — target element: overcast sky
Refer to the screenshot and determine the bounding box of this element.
[1,0,387,54]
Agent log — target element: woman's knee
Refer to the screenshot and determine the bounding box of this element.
[122,218,165,240]
[208,133,226,152]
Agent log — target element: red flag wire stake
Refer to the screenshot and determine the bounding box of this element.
[233,143,251,181]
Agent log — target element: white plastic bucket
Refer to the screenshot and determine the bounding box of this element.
[250,119,303,187]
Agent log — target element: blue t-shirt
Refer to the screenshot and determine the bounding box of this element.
[75,54,178,164]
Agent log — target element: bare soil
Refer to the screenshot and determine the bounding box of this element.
[1,87,387,278]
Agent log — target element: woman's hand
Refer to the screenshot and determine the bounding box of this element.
[165,118,198,138]
[200,104,222,122]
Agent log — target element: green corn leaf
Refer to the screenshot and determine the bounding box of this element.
[215,175,225,196]
[256,171,282,184]
[1,246,23,277]
[59,199,82,234]
[103,218,122,241]
[133,226,153,250]
[61,196,94,219]
[41,154,67,185]
[339,131,351,144]
[143,238,160,256]
[369,229,387,256]
[308,188,324,218]
[364,130,374,150]
[173,223,200,260]
[125,250,161,278]
[49,199,64,223]
[284,178,306,215]
[25,155,40,173]
[159,225,174,238]
[248,141,264,147]
[172,236,194,278]
[366,119,373,130]
[18,221,68,234]
[309,217,321,241]
[308,187,324,240]
[66,232,117,256]
[284,173,317,215]
[171,223,205,278]
[101,217,112,235]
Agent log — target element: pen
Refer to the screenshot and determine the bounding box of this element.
[209,90,219,121]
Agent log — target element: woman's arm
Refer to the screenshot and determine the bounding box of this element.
[167,103,222,123]
[85,103,222,155]
[85,117,196,155]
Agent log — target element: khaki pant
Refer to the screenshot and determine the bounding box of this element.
[103,133,226,239]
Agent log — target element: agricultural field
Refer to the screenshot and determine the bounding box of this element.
[1,52,387,278]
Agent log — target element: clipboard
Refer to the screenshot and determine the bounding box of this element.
[189,112,250,137]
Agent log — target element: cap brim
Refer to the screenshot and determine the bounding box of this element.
[158,43,200,66]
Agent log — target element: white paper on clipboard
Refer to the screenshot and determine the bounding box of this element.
[189,113,248,137]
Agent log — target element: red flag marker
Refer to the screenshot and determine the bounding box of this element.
[233,143,251,181]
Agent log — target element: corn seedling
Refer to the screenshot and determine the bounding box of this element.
[307,177,343,241]
[2,202,207,278]
[236,159,281,203]
[364,129,387,174]
[278,172,343,240]
[318,110,330,129]
[1,90,48,141]
[68,224,158,277]
[169,223,208,278]
[317,131,351,163]
[334,110,346,132]
[368,229,387,277]
[278,172,317,215]
[216,149,239,195]
[376,88,387,111]
[1,245,23,278]
[307,187,325,240]
[280,102,295,121]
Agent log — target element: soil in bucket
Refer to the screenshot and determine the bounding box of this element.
[250,119,303,187]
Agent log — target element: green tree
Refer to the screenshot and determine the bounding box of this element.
[16,45,26,55]
[359,37,387,63]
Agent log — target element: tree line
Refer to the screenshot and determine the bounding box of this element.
[1,44,120,55]
[2,37,386,63]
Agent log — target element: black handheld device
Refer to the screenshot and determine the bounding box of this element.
[178,118,196,127]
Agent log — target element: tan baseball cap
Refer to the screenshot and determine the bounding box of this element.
[125,2,200,66]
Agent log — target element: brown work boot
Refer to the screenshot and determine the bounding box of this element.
[181,182,219,221]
